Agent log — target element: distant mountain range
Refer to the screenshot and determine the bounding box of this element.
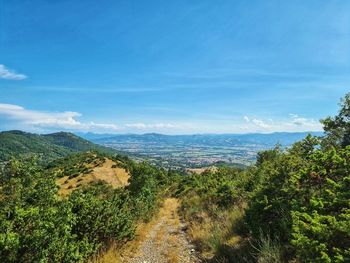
[0,130,116,161]
[0,130,324,166]
[77,131,324,168]
[80,131,324,147]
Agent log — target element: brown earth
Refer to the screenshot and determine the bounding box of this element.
[57,158,129,196]
[94,198,201,263]
[186,166,218,175]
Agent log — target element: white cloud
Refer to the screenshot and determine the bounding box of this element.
[0,103,323,134]
[0,103,120,132]
[125,123,178,129]
[252,119,271,129]
[289,114,321,128]
[88,122,119,130]
[243,116,250,122]
[292,117,309,126]
[0,103,190,134]
[238,114,322,133]
[0,65,27,80]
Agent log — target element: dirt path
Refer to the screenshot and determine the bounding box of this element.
[122,198,200,263]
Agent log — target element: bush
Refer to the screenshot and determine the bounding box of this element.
[69,183,135,247]
[245,142,350,262]
[0,158,86,262]
[0,155,170,262]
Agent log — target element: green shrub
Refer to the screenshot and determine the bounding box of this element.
[0,158,87,262]
[246,142,350,262]
[0,155,170,262]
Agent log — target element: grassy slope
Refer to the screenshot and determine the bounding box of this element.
[56,156,130,196]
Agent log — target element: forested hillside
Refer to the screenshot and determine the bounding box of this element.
[0,130,116,161]
[0,94,349,263]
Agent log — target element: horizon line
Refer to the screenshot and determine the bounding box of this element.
[0,129,324,137]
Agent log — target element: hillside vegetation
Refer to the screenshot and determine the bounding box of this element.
[177,94,350,262]
[0,151,179,262]
[53,152,130,196]
[0,94,349,262]
[0,130,116,161]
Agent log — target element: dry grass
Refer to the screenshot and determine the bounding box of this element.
[57,158,129,196]
[165,234,180,263]
[101,207,163,261]
[90,242,121,263]
[160,198,180,219]
[181,197,247,260]
[120,217,160,258]
[160,198,181,263]
[94,198,182,263]
[187,166,218,175]
[155,198,181,247]
[90,217,158,263]
[155,223,166,245]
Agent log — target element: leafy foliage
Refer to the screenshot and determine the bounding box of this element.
[1,94,350,263]
[0,158,82,262]
[321,93,350,147]
[245,94,350,262]
[0,153,170,262]
[179,94,350,262]
[179,167,247,207]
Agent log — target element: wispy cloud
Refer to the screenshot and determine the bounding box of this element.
[243,115,271,129]
[125,123,178,129]
[252,119,271,129]
[0,103,324,134]
[0,65,27,80]
[289,114,320,128]
[0,103,185,133]
[0,103,119,132]
[241,114,322,133]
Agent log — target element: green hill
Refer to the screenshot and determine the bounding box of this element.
[0,130,116,161]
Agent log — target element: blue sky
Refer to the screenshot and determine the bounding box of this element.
[0,0,349,134]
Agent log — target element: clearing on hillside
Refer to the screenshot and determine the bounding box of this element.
[186,166,218,175]
[57,158,129,196]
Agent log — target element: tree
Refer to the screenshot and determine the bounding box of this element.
[321,93,350,147]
